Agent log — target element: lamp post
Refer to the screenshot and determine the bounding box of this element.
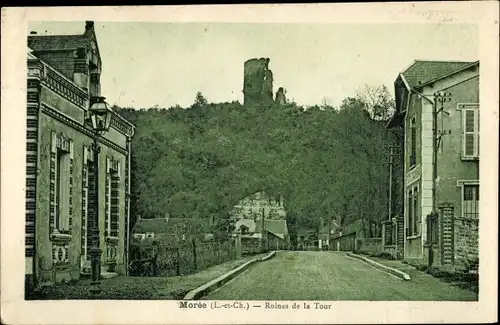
[88,96,113,294]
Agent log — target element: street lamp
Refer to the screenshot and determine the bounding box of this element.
[88,96,113,293]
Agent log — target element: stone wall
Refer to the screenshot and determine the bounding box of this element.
[355,238,383,255]
[241,237,262,255]
[454,217,479,271]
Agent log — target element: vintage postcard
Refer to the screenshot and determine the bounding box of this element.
[1,3,498,324]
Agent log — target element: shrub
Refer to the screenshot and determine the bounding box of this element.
[375,252,395,260]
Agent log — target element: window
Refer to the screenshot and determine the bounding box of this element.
[413,186,420,235]
[105,157,121,238]
[81,146,90,260]
[85,152,96,259]
[463,184,479,219]
[407,185,420,237]
[410,118,417,168]
[50,132,73,235]
[240,225,249,235]
[460,104,480,159]
[55,150,65,230]
[407,189,413,236]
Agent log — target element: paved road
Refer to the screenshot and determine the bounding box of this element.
[204,251,477,301]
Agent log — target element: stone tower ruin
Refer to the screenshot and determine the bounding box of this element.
[244,58,289,107]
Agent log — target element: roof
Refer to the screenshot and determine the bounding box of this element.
[401,60,478,89]
[255,219,289,239]
[133,217,212,234]
[133,218,169,233]
[297,227,316,236]
[27,35,90,52]
[387,60,478,129]
[27,47,37,59]
[319,220,339,234]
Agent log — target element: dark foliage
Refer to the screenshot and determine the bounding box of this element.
[115,89,396,237]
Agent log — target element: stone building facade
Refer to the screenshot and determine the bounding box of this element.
[387,60,479,271]
[230,191,286,221]
[26,21,135,285]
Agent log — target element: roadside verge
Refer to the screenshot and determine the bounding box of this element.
[345,252,411,281]
[183,251,277,300]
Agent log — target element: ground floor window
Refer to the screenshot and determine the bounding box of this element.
[407,185,420,237]
[50,132,73,235]
[463,184,479,219]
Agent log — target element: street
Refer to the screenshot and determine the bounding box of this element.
[204,251,478,301]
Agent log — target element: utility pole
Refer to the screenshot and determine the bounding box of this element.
[384,142,401,256]
[383,144,400,221]
[432,92,452,213]
[429,92,452,270]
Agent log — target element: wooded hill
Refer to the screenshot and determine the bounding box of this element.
[116,86,401,243]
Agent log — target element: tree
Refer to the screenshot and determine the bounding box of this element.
[193,91,208,107]
[116,86,392,242]
[355,84,395,121]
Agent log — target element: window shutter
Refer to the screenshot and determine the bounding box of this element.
[463,109,478,157]
[475,109,480,157]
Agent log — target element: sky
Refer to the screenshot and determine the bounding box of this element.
[28,22,479,109]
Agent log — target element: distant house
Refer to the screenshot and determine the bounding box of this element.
[387,60,480,270]
[257,219,290,250]
[132,217,214,242]
[296,227,317,249]
[330,219,365,252]
[233,218,289,252]
[317,216,349,250]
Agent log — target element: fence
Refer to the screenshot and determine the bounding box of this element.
[129,237,239,277]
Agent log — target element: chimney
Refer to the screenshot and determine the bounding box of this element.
[85,21,95,33]
[29,31,37,35]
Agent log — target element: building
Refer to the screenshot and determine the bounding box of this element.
[230,191,286,220]
[26,21,135,285]
[233,218,289,253]
[386,60,479,271]
[230,191,289,253]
